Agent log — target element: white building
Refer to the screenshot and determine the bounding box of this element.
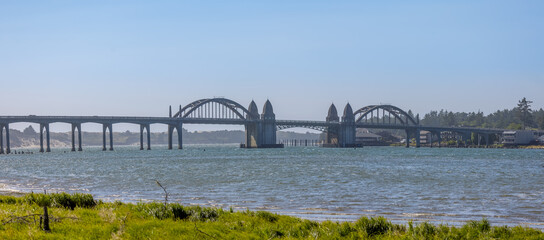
[502,130,537,145]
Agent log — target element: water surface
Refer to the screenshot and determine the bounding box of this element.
[1,145,543,228]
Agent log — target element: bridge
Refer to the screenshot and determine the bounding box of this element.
[0,98,512,154]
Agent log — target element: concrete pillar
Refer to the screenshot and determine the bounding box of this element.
[437,132,442,148]
[245,101,260,148]
[485,134,490,148]
[429,132,434,148]
[405,129,410,148]
[109,124,113,151]
[71,124,76,152]
[102,124,107,151]
[140,125,144,150]
[339,103,356,148]
[167,125,173,150]
[0,125,3,154]
[45,124,50,152]
[176,123,183,149]
[40,124,44,152]
[415,129,421,148]
[146,124,151,150]
[5,124,10,154]
[477,133,481,147]
[77,124,82,151]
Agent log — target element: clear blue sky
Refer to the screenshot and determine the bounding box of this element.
[1,1,543,132]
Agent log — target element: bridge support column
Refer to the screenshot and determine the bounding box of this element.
[103,124,113,151]
[437,132,442,148]
[167,124,183,150]
[176,123,183,149]
[0,125,3,154]
[46,124,50,152]
[485,134,490,148]
[415,129,421,148]
[139,124,151,150]
[71,123,82,152]
[40,123,50,152]
[429,132,434,148]
[244,101,261,148]
[4,124,9,154]
[167,125,173,150]
[77,124,82,151]
[405,129,410,148]
[339,104,356,148]
[40,124,44,152]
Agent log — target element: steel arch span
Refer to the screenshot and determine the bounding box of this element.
[173,98,251,120]
[277,125,328,132]
[354,105,418,126]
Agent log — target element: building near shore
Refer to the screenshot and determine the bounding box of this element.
[502,130,538,145]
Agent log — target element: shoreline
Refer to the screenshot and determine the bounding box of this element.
[1,192,543,239]
[2,190,543,230]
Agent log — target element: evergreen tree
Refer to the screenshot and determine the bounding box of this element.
[515,97,533,129]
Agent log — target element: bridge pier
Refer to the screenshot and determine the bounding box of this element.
[0,125,3,154]
[176,123,183,149]
[140,124,151,150]
[415,129,421,148]
[339,103,357,147]
[39,123,50,152]
[102,123,113,151]
[0,124,8,154]
[168,125,173,150]
[405,130,410,148]
[71,123,82,151]
[167,122,183,149]
[244,101,261,148]
[324,104,339,147]
[437,132,442,148]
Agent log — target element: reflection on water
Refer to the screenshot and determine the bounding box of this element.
[1,145,543,228]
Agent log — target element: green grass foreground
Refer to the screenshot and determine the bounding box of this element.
[1,193,543,239]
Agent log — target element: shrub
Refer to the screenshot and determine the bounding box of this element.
[0,196,17,204]
[70,193,97,208]
[171,204,190,220]
[256,211,278,223]
[136,202,172,220]
[52,192,76,210]
[414,222,436,238]
[189,207,220,222]
[355,216,392,236]
[22,192,96,209]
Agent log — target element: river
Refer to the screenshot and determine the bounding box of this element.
[1,145,543,229]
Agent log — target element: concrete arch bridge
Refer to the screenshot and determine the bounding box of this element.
[0,98,507,153]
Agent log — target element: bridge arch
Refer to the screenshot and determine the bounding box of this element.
[354,105,418,126]
[173,98,251,120]
[277,125,328,132]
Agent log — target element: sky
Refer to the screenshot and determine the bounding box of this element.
[1,1,543,132]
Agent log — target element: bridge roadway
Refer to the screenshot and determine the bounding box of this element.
[0,114,509,154]
[0,116,507,134]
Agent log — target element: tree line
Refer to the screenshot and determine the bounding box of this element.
[419,98,544,130]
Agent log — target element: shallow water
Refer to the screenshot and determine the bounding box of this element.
[1,145,543,228]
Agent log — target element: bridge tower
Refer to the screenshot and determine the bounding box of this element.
[324,103,339,147]
[261,100,277,147]
[339,103,357,147]
[244,100,261,148]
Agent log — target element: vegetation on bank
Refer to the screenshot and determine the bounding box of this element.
[420,97,544,130]
[1,193,543,239]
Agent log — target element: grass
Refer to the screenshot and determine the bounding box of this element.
[1,193,543,239]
